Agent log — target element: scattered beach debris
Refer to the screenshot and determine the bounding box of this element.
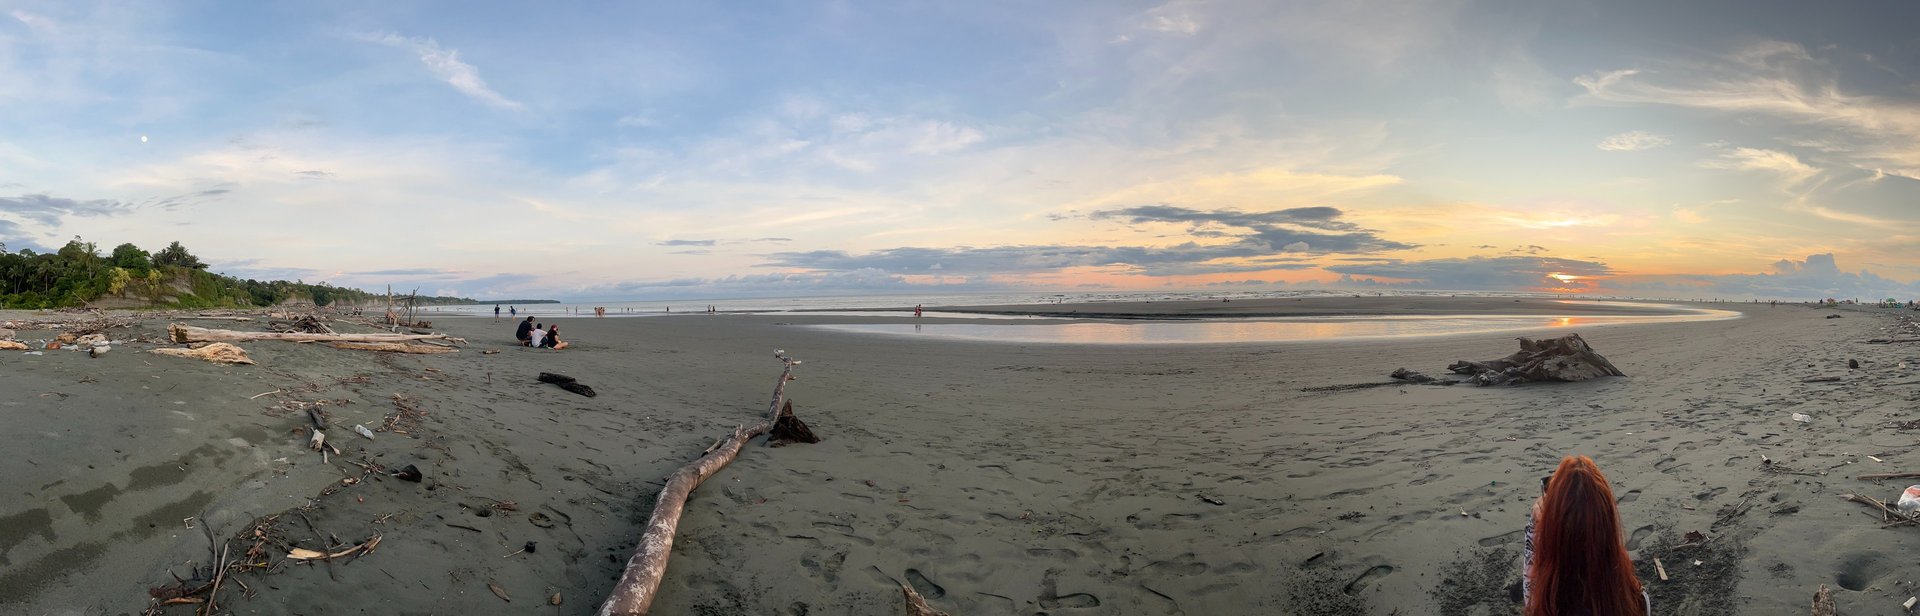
[0,340,28,350]
[1440,333,1625,386]
[1654,557,1669,581]
[538,372,598,397]
[1859,472,1920,481]
[1792,413,1812,423]
[1813,586,1839,616]
[353,424,376,439]
[88,344,109,357]
[901,582,952,616]
[1827,314,1844,319]
[1839,492,1918,526]
[767,399,819,446]
[268,314,333,334]
[503,541,537,557]
[150,342,256,365]
[1904,595,1916,612]
[598,351,811,615]
[1197,493,1226,506]
[308,429,327,452]
[1900,486,1920,515]
[392,464,424,482]
[488,582,511,602]
[482,349,501,355]
[550,592,563,606]
[1802,376,1843,383]
[1850,359,1861,369]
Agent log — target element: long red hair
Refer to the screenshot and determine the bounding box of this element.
[1526,455,1645,616]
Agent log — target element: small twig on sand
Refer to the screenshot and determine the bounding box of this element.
[249,389,283,400]
[1857,472,1920,481]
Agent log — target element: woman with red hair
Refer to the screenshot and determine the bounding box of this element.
[1523,455,1649,615]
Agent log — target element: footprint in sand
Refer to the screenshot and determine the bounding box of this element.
[1343,565,1394,594]
[1027,548,1079,559]
[1625,525,1654,551]
[1617,489,1641,504]
[1836,552,1888,591]
[905,568,946,599]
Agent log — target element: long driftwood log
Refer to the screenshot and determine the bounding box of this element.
[326,341,458,354]
[169,323,460,345]
[597,351,811,616]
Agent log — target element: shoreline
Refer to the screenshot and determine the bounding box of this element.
[2,299,1915,614]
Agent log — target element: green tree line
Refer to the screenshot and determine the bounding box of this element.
[0,237,479,309]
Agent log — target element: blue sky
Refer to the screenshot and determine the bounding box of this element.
[4,0,1920,300]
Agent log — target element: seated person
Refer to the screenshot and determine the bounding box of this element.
[1524,455,1649,615]
[528,323,546,348]
[515,316,536,345]
[542,325,567,349]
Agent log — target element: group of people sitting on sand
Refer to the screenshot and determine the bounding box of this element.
[513,316,567,349]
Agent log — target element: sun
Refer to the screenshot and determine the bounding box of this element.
[1547,273,1580,283]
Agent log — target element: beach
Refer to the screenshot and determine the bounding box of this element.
[3,297,1917,615]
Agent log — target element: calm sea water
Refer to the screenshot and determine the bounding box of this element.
[419,289,1649,318]
[807,305,1743,344]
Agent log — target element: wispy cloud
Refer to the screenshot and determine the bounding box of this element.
[370,33,525,111]
[1596,130,1671,151]
[0,193,129,225]
[1703,147,1818,185]
[657,239,716,246]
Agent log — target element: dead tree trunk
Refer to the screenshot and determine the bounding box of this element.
[597,352,804,616]
[169,324,459,344]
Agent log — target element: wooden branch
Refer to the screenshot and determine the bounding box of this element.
[597,352,802,616]
[1857,472,1920,481]
[169,323,459,344]
[1840,492,1916,525]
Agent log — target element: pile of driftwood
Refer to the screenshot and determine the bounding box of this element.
[144,324,465,364]
[269,315,334,335]
[1392,333,1625,386]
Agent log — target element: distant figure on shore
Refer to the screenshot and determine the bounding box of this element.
[494,305,501,319]
[914,304,923,317]
[516,316,535,345]
[510,306,517,317]
[529,323,547,348]
[542,325,567,349]
[1524,455,1648,615]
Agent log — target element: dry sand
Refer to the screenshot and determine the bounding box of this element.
[3,298,1919,615]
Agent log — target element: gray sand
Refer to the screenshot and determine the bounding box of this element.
[3,299,1917,614]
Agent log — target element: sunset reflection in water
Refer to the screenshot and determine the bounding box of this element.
[811,308,1740,345]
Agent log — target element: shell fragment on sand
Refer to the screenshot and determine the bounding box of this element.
[150,342,256,365]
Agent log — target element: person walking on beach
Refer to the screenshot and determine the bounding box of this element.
[1523,455,1649,615]
[914,304,923,317]
[515,316,536,345]
[510,305,517,317]
[494,305,501,320]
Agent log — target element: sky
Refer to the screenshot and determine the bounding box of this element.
[3,0,1920,301]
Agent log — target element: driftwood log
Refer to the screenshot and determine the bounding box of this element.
[327,341,458,354]
[902,583,950,616]
[538,372,598,397]
[150,343,256,365]
[767,400,820,446]
[1444,333,1625,386]
[169,324,460,345]
[597,352,810,616]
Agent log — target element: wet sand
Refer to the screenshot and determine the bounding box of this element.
[3,299,1917,615]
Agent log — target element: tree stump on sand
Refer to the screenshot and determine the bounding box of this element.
[1445,333,1625,386]
[767,400,820,447]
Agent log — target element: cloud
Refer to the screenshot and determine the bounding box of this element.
[1573,42,1920,179]
[1089,204,1359,231]
[1703,147,1818,185]
[657,239,717,246]
[0,193,129,225]
[1612,254,1920,299]
[754,237,792,242]
[1596,131,1672,152]
[1326,256,1614,291]
[370,33,525,111]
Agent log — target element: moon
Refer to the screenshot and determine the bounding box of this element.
[140,135,148,143]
